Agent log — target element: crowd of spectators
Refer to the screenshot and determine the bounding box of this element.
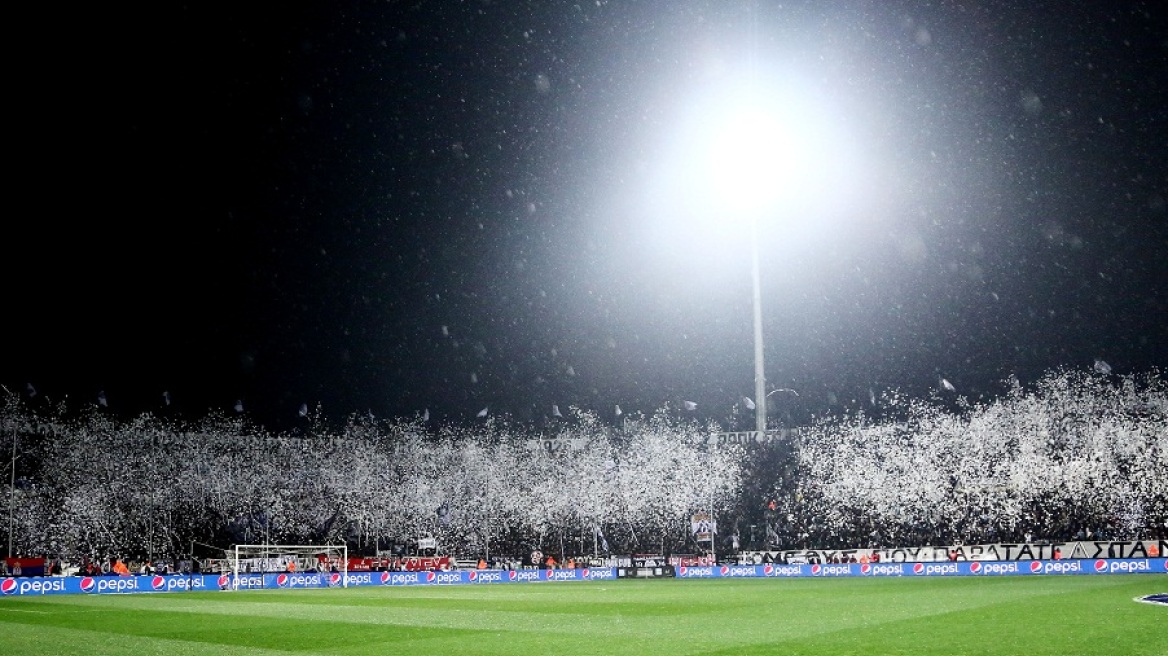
[1,369,1164,567]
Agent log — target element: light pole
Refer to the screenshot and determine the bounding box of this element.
[710,110,778,438]
[657,58,855,443]
[750,217,767,435]
[705,98,788,437]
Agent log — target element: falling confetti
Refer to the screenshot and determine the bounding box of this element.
[743,397,756,410]
[477,406,489,418]
[683,400,697,411]
[1094,359,1112,375]
[97,391,108,407]
[940,378,957,392]
[552,404,563,418]
[298,403,309,418]
[234,400,244,413]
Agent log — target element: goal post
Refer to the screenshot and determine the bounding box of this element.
[231,544,348,587]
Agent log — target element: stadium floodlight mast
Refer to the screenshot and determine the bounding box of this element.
[707,97,803,436]
[648,59,846,443]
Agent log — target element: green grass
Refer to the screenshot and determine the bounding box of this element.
[1,575,1164,655]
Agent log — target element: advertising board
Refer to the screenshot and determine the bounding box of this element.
[2,559,1163,596]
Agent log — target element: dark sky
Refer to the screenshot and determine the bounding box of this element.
[5,1,1166,432]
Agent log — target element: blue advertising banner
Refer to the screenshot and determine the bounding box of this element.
[1,559,1162,596]
[674,558,1168,579]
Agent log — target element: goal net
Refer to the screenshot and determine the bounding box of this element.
[231,544,348,586]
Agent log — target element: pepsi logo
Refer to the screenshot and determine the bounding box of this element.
[0,578,16,595]
[581,569,589,577]
[1094,560,1108,573]
[80,577,96,593]
[912,563,925,575]
[1163,560,1168,572]
[276,574,289,587]
[508,571,517,581]
[970,562,982,574]
[860,564,871,575]
[330,573,342,586]
[719,566,730,576]
[468,572,478,582]
[763,565,773,576]
[1029,561,1043,573]
[425,572,436,583]
[150,576,166,591]
[678,567,687,576]
[380,571,392,585]
[543,569,552,580]
[810,564,822,575]
[217,574,230,589]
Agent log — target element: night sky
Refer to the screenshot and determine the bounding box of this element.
[6,1,1166,432]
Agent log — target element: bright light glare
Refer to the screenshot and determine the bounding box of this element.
[707,104,796,216]
[642,69,859,233]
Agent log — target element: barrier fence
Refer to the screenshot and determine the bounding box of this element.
[1,558,1164,596]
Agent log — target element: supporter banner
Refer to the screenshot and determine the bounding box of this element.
[346,556,450,572]
[3,558,46,577]
[671,554,715,567]
[742,539,1166,565]
[691,514,714,543]
[2,559,1162,596]
[398,556,451,571]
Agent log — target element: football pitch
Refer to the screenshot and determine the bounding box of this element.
[1,575,1164,655]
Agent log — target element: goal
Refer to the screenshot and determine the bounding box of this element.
[231,544,348,585]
